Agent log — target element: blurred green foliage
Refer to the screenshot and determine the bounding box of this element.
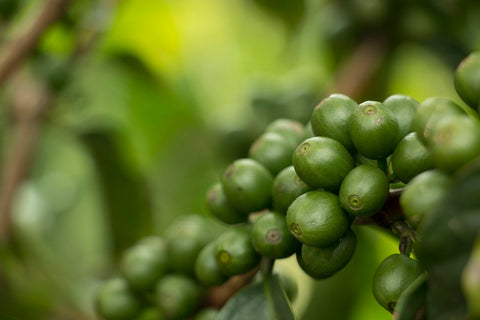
[0,0,480,319]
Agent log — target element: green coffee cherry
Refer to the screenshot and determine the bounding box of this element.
[383,94,419,139]
[338,165,389,216]
[120,237,169,291]
[249,132,297,175]
[265,118,306,146]
[412,97,465,145]
[391,132,433,183]
[427,115,480,173]
[286,191,349,247]
[372,254,424,312]
[455,52,480,109]
[251,211,300,259]
[292,137,354,191]
[221,159,273,214]
[155,274,204,320]
[296,229,357,279]
[271,166,311,214]
[348,101,400,159]
[400,169,450,228]
[215,227,261,276]
[194,308,218,320]
[165,215,216,276]
[95,278,141,320]
[195,241,229,286]
[310,93,358,152]
[206,183,245,224]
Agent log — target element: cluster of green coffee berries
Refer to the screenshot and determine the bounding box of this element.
[206,51,480,314]
[95,51,480,319]
[94,214,215,320]
[94,211,298,320]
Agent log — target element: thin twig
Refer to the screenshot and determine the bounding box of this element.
[0,0,70,86]
[203,267,259,308]
[0,1,111,244]
[0,75,51,244]
[260,257,275,278]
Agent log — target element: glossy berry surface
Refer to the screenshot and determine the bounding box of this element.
[296,229,357,279]
[95,278,141,320]
[292,137,354,191]
[455,52,480,109]
[206,182,245,224]
[311,93,358,152]
[215,227,261,276]
[249,132,297,175]
[400,169,451,227]
[265,118,306,146]
[348,101,400,159]
[155,274,203,320]
[412,97,465,145]
[427,115,480,173]
[195,240,229,286]
[120,237,169,291]
[251,211,300,259]
[271,166,311,214]
[338,164,389,216]
[391,132,433,183]
[221,159,273,214]
[165,215,216,276]
[372,254,424,312]
[286,190,349,247]
[383,94,419,139]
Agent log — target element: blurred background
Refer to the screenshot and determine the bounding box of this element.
[0,0,480,319]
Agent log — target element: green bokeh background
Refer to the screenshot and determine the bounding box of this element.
[1,0,479,319]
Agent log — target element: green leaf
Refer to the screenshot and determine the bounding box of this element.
[217,281,269,320]
[218,275,295,320]
[394,273,427,320]
[265,275,295,320]
[415,158,480,319]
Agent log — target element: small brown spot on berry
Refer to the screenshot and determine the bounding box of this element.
[266,229,283,244]
[375,115,386,126]
[225,165,234,178]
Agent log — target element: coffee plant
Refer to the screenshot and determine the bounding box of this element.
[94,51,480,320]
